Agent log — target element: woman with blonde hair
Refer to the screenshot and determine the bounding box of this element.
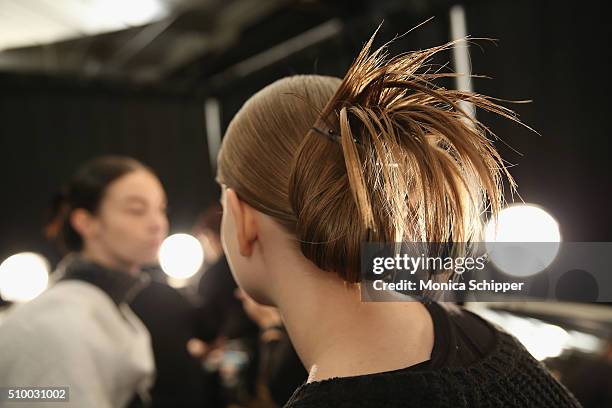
[215,32,580,407]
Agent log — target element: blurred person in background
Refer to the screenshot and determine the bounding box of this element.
[189,202,260,406]
[0,156,167,407]
[214,32,582,407]
[129,267,209,407]
[553,338,612,408]
[189,203,306,407]
[235,289,306,407]
[193,202,258,343]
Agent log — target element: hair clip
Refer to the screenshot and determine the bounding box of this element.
[311,126,361,145]
[311,126,340,142]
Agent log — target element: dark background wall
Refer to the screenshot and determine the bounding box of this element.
[0,0,609,266]
[0,77,213,264]
[465,0,610,241]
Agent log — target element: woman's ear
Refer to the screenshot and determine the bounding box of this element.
[70,208,96,240]
[226,188,258,257]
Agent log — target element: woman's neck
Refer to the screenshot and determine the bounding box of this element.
[274,256,435,383]
[80,248,140,277]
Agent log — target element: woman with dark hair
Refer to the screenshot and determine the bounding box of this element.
[0,156,168,407]
[214,32,581,407]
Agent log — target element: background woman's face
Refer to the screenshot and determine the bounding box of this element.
[93,170,168,267]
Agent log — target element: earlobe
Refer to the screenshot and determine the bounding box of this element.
[70,208,93,239]
[226,188,258,257]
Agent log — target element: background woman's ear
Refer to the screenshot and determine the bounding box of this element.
[225,188,258,257]
[70,208,96,241]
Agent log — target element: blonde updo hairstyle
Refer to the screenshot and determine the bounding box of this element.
[217,33,518,283]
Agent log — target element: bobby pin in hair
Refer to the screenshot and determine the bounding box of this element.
[311,126,361,145]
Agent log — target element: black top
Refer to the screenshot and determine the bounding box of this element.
[55,254,149,305]
[285,302,581,408]
[195,256,258,341]
[130,279,210,408]
[261,330,308,405]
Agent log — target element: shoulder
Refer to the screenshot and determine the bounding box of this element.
[285,304,581,407]
[0,281,122,352]
[422,301,498,368]
[0,287,92,384]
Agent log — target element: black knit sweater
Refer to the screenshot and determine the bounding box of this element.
[284,303,581,407]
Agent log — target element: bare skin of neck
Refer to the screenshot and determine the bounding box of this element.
[266,242,435,383]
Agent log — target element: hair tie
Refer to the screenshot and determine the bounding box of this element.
[44,187,71,240]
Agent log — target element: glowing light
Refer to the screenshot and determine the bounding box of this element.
[485,205,561,277]
[87,0,167,28]
[485,205,561,242]
[158,233,204,279]
[566,330,604,354]
[0,252,49,302]
[473,308,570,361]
[0,0,169,51]
[166,276,190,289]
[523,321,570,361]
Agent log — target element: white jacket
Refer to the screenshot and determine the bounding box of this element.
[0,279,155,407]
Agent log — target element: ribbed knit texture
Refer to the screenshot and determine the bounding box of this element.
[284,329,581,407]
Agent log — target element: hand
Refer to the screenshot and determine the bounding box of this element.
[186,338,210,361]
[235,288,282,330]
[186,337,227,365]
